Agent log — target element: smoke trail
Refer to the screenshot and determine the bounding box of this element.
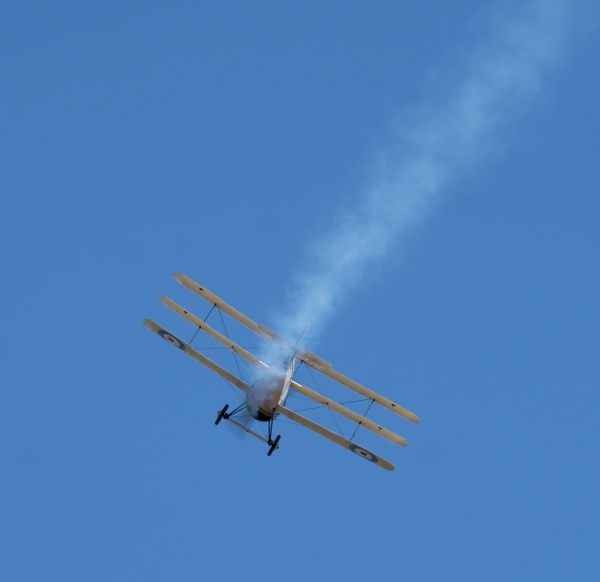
[268,0,570,354]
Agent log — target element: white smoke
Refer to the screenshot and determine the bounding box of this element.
[268,0,570,353]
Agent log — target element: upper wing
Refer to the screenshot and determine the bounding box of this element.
[174,272,283,343]
[174,272,420,424]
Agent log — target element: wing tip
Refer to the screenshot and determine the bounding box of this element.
[395,406,421,424]
[174,272,196,286]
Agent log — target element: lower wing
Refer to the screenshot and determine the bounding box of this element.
[144,319,394,470]
[276,405,394,471]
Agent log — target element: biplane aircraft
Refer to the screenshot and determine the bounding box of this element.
[143,273,420,471]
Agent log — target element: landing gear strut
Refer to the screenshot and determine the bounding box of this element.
[215,401,246,425]
[215,403,281,456]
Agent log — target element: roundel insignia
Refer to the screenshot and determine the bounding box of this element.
[158,329,185,351]
[348,443,379,463]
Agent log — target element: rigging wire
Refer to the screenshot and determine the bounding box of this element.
[292,359,303,378]
[220,379,245,402]
[188,327,201,345]
[189,302,216,344]
[217,306,246,383]
[190,345,263,351]
[350,398,375,441]
[290,397,372,414]
[306,365,346,439]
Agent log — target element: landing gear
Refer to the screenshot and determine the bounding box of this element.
[215,404,229,425]
[215,401,246,425]
[267,435,281,456]
[266,415,281,457]
[215,403,281,456]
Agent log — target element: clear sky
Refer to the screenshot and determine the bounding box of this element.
[1,1,599,580]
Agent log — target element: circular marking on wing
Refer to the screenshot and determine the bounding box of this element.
[158,329,185,350]
[348,444,379,463]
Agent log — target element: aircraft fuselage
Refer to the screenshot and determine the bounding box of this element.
[246,358,295,421]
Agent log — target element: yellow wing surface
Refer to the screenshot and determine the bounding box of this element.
[144,318,394,471]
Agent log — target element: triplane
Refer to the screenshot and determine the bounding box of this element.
[144,273,420,471]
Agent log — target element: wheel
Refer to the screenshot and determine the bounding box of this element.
[267,435,281,456]
[215,404,229,425]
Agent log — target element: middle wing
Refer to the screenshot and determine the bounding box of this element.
[160,296,409,447]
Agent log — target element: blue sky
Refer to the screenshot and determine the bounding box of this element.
[1,1,599,580]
